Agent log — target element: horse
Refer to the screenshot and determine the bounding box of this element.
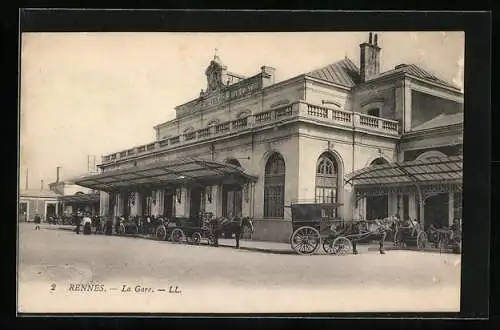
[210,216,254,249]
[346,216,398,255]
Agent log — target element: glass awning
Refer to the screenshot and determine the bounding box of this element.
[74,158,258,192]
[345,156,462,187]
[59,192,101,204]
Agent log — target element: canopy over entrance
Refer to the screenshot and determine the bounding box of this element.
[59,192,101,204]
[74,158,258,192]
[345,156,462,188]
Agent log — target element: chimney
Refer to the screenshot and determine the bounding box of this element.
[25,168,29,190]
[56,166,62,183]
[359,32,381,82]
[40,179,44,190]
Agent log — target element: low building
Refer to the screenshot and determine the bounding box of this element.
[75,33,463,242]
[19,188,59,222]
[48,167,100,216]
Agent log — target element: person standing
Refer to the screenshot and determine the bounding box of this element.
[82,213,92,235]
[75,213,82,235]
[34,214,41,230]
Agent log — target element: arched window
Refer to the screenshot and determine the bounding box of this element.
[264,153,286,218]
[225,158,241,167]
[371,157,388,166]
[315,153,339,217]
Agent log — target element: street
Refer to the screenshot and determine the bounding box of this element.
[18,223,461,313]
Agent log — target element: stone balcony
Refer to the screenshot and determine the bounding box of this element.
[101,101,400,164]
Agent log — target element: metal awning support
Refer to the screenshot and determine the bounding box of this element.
[74,157,258,192]
[345,156,462,223]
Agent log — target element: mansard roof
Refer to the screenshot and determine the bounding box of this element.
[306,58,361,88]
[374,63,460,90]
[306,59,460,91]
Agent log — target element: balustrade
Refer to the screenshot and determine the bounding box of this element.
[232,117,248,129]
[101,101,399,164]
[215,122,230,134]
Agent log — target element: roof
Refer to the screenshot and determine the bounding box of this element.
[306,58,360,88]
[20,189,60,199]
[374,64,460,90]
[59,192,100,204]
[412,112,464,131]
[345,156,462,187]
[74,158,258,191]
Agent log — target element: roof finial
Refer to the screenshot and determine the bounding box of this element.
[374,33,378,46]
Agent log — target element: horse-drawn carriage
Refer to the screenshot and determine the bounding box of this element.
[116,216,140,236]
[289,202,396,255]
[155,212,254,248]
[425,222,462,254]
[393,219,428,250]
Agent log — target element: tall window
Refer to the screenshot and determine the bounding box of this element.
[264,153,286,217]
[367,108,380,117]
[315,154,339,217]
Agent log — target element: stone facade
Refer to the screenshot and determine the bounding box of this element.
[89,33,463,242]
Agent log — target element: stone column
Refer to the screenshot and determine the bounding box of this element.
[151,190,159,216]
[448,190,454,226]
[408,191,417,220]
[99,191,109,217]
[388,190,397,217]
[205,185,217,215]
[174,187,188,217]
[116,193,124,217]
[133,191,142,216]
[215,185,222,217]
[157,190,164,216]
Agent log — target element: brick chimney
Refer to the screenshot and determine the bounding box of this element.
[359,32,381,82]
[56,166,62,183]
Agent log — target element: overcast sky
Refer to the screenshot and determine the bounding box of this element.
[19,31,464,189]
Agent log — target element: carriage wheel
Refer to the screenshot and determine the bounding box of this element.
[118,223,126,236]
[290,226,321,255]
[322,237,337,254]
[331,236,353,255]
[156,225,167,241]
[191,232,202,245]
[170,228,185,243]
[417,231,428,250]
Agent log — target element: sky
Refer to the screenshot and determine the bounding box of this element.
[19,31,464,190]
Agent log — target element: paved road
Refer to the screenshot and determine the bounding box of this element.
[18,223,461,313]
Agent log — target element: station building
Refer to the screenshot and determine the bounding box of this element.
[75,33,463,242]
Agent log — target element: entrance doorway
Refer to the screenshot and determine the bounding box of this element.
[163,190,174,218]
[189,187,203,219]
[424,193,449,228]
[222,184,243,218]
[19,202,28,222]
[46,203,56,218]
[365,195,388,220]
